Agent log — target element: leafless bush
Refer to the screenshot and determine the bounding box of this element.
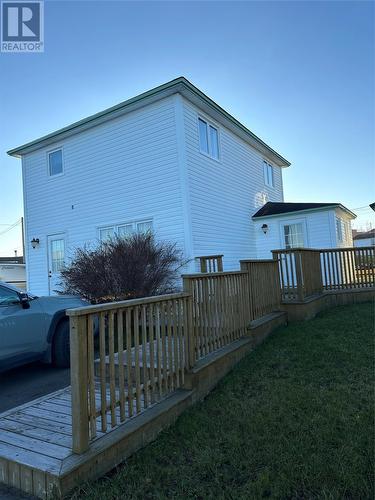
[60,233,186,303]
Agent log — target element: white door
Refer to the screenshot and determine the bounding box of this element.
[47,234,66,295]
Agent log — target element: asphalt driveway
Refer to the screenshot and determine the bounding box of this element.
[0,363,70,498]
[0,361,70,413]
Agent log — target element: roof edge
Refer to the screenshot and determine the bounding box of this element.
[252,203,356,220]
[7,77,290,166]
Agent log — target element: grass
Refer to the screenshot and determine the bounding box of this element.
[71,303,374,500]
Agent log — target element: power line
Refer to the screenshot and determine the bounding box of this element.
[0,218,22,237]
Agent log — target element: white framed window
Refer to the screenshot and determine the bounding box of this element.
[48,149,63,176]
[336,217,347,242]
[99,220,153,241]
[263,161,274,188]
[198,117,219,160]
[50,238,65,272]
[283,222,305,249]
[99,227,115,241]
[118,224,134,237]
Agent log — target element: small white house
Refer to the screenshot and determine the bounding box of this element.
[353,229,375,247]
[8,77,354,295]
[253,202,356,258]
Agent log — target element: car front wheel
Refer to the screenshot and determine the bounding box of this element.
[52,320,70,368]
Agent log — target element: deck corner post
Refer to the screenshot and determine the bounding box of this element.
[182,277,195,369]
[69,314,89,454]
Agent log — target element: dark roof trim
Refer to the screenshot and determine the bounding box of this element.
[252,202,356,220]
[7,77,290,167]
[353,229,375,240]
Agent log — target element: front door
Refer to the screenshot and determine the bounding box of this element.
[47,234,66,295]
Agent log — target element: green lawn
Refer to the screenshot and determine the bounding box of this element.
[72,303,374,500]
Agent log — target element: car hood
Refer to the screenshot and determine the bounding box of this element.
[35,295,88,312]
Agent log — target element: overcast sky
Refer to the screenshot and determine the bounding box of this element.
[0,0,374,256]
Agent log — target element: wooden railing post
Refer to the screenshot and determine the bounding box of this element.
[69,315,89,454]
[294,250,304,301]
[217,256,223,272]
[199,257,207,273]
[182,277,195,369]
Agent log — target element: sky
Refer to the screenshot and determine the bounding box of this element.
[0,0,374,256]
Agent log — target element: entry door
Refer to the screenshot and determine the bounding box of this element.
[47,234,66,295]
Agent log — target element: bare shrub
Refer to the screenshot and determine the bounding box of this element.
[60,233,186,303]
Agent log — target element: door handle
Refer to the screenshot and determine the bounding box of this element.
[48,271,52,278]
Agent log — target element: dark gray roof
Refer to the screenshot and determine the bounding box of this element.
[353,229,375,240]
[7,77,290,167]
[252,202,356,219]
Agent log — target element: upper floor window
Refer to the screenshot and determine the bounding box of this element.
[263,161,274,188]
[283,222,305,249]
[99,219,153,241]
[198,118,219,160]
[48,149,63,176]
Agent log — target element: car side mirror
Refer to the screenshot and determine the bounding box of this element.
[18,292,30,309]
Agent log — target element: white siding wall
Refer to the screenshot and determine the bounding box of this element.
[254,209,337,259]
[354,237,375,247]
[23,97,185,295]
[182,97,284,270]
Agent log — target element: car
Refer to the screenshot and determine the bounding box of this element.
[0,281,88,372]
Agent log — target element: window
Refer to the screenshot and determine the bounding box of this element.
[50,239,65,272]
[137,221,153,233]
[99,220,153,240]
[336,217,347,242]
[0,285,19,306]
[118,224,134,237]
[283,223,305,249]
[48,149,63,176]
[198,118,219,159]
[99,227,115,241]
[263,161,274,188]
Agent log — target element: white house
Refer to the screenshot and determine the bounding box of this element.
[353,229,375,247]
[253,201,356,258]
[8,77,354,295]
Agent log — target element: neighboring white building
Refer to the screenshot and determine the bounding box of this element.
[253,202,356,258]
[7,77,354,295]
[353,229,375,247]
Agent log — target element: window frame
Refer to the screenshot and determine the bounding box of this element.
[98,219,153,241]
[263,160,274,188]
[47,147,64,178]
[335,216,346,243]
[197,116,220,161]
[280,219,307,249]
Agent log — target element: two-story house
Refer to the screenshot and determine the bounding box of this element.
[8,77,354,295]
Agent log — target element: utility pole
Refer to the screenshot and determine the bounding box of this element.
[21,217,25,264]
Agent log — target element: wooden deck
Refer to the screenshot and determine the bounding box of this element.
[0,384,161,499]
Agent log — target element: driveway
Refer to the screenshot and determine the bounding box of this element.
[0,363,70,498]
[0,361,70,413]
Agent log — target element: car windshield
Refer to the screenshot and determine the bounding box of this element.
[0,281,37,299]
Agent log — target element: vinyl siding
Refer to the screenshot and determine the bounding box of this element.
[182,97,284,270]
[254,209,342,258]
[22,96,184,295]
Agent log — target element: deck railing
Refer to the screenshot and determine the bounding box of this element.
[182,271,251,362]
[67,252,313,454]
[272,246,374,301]
[240,260,281,320]
[196,254,224,273]
[67,292,191,453]
[320,247,375,290]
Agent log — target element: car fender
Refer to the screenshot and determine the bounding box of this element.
[47,310,68,344]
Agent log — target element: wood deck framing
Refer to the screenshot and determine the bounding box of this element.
[0,384,161,499]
